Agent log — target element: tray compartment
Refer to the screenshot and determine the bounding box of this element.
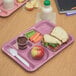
[42,35,74,52]
[35,21,55,35]
[0,0,28,17]
[3,45,35,70]
[11,39,33,50]
[20,42,50,66]
[24,29,43,43]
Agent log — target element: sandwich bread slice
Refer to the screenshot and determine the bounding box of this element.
[51,26,69,43]
[43,34,62,45]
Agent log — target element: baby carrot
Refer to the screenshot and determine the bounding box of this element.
[34,35,43,43]
[30,32,40,42]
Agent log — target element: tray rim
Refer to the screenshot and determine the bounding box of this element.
[1,20,74,72]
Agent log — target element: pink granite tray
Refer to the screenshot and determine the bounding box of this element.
[0,0,28,17]
[2,20,74,72]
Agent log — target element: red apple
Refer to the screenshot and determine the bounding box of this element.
[31,46,44,59]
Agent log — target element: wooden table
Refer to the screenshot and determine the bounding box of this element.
[0,0,76,76]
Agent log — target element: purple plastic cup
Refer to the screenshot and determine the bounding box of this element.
[17,36,27,50]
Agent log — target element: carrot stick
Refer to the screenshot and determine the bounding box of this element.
[30,32,40,41]
[34,35,43,43]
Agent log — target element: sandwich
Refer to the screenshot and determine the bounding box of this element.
[51,26,69,43]
[42,26,69,51]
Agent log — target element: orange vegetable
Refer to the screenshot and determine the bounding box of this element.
[34,35,43,43]
[30,32,40,42]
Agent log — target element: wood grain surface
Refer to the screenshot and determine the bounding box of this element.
[0,0,76,76]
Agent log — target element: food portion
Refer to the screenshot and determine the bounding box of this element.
[43,34,62,45]
[25,0,39,11]
[29,32,43,43]
[25,30,43,43]
[51,26,69,43]
[25,2,34,11]
[42,34,61,51]
[30,0,39,8]
[25,30,36,38]
[17,36,27,50]
[42,26,69,51]
[31,46,44,60]
[16,0,25,3]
